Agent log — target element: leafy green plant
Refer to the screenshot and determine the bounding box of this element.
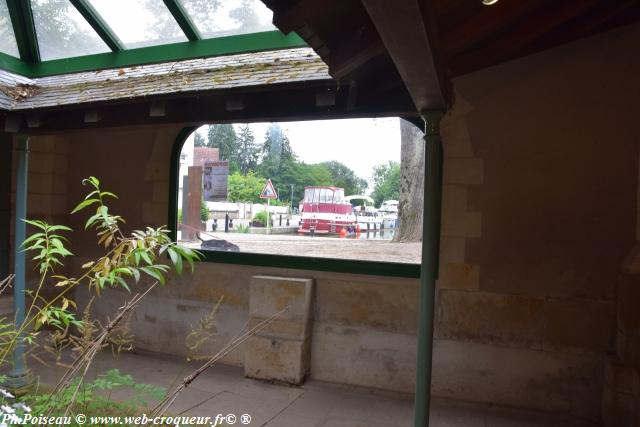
[28,369,165,415]
[0,176,201,421]
[236,224,250,233]
[201,197,209,222]
[253,211,268,226]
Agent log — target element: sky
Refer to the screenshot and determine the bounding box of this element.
[191,118,402,192]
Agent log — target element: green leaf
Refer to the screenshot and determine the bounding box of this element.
[140,267,165,285]
[23,219,47,230]
[85,212,102,230]
[71,198,100,214]
[167,247,182,275]
[100,191,118,199]
[131,268,140,283]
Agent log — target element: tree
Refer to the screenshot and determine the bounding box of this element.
[371,161,400,207]
[320,161,368,196]
[207,124,239,171]
[29,0,107,59]
[229,0,263,33]
[394,120,425,242]
[194,132,206,147]
[228,172,264,203]
[236,124,259,175]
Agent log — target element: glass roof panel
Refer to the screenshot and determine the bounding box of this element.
[31,0,110,61]
[0,0,19,58]
[87,0,187,49]
[179,0,276,39]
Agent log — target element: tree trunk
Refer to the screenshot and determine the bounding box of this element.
[393,119,425,242]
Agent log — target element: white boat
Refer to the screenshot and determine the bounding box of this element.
[345,195,384,231]
[379,200,399,229]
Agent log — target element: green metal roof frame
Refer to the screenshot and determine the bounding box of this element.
[69,0,125,51]
[0,1,306,78]
[162,0,201,41]
[6,0,40,63]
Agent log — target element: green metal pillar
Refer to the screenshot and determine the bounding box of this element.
[7,136,30,390]
[0,135,11,281]
[414,111,444,427]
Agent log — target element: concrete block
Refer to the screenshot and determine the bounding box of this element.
[249,276,313,322]
[444,158,484,185]
[244,335,310,385]
[441,211,482,238]
[437,263,479,291]
[437,290,545,348]
[545,298,615,350]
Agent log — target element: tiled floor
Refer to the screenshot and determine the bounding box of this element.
[30,350,595,427]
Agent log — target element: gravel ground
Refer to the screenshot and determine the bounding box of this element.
[182,231,421,264]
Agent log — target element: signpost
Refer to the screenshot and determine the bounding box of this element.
[260,179,278,234]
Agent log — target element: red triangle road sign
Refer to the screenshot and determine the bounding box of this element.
[260,179,278,199]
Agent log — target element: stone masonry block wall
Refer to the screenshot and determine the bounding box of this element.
[432,23,640,421]
[8,22,640,423]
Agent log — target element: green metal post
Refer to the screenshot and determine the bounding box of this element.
[0,136,11,281]
[7,137,30,390]
[414,111,444,427]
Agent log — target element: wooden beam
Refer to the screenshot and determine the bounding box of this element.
[440,0,550,54]
[449,0,601,75]
[327,38,385,80]
[362,0,449,111]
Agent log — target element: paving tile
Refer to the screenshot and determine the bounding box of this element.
[264,413,321,427]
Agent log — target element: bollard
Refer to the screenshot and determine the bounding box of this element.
[225,213,229,232]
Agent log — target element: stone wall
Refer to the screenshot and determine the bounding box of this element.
[6,22,640,422]
[431,23,640,420]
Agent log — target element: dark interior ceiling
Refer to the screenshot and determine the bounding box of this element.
[264,0,640,111]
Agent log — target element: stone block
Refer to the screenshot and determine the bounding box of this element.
[605,355,634,394]
[617,328,640,365]
[442,184,468,212]
[444,158,484,185]
[618,276,640,333]
[433,339,603,420]
[437,263,479,291]
[436,290,545,348]
[247,318,307,341]
[244,335,310,385]
[545,298,615,351]
[249,276,313,322]
[441,118,475,158]
[314,278,418,333]
[439,236,466,264]
[441,211,482,238]
[602,382,634,427]
[245,276,314,385]
[310,323,416,392]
